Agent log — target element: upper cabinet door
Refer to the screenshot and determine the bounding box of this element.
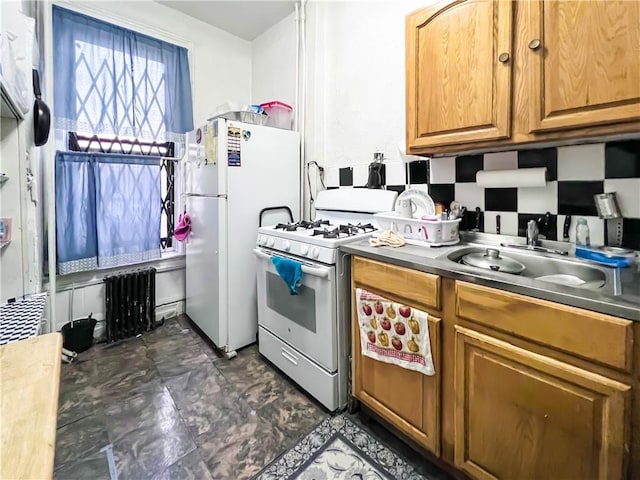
[406,0,514,151]
[527,0,640,133]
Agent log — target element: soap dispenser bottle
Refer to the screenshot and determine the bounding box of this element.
[575,218,590,247]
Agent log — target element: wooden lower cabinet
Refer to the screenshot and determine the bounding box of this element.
[453,325,631,480]
[353,313,441,455]
[350,258,634,478]
[351,256,441,455]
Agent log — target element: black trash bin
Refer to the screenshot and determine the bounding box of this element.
[61,314,97,353]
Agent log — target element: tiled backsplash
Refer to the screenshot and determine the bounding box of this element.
[326,140,640,249]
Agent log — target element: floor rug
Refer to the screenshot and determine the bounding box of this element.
[254,415,426,480]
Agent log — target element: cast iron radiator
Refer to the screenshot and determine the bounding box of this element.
[104,268,157,342]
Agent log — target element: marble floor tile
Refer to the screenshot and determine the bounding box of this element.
[57,382,103,428]
[154,352,213,380]
[54,413,110,470]
[103,382,178,442]
[57,316,441,480]
[155,448,213,480]
[144,333,204,364]
[111,423,196,480]
[196,410,287,480]
[255,386,327,448]
[76,336,147,363]
[165,363,252,439]
[61,346,158,399]
[215,347,290,409]
[141,319,194,343]
[53,448,112,480]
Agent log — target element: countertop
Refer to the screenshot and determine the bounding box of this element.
[342,239,640,321]
[0,333,63,480]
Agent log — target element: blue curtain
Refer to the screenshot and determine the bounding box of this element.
[94,153,161,268]
[56,152,161,274]
[55,152,98,275]
[52,6,194,142]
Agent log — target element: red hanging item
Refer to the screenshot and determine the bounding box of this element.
[174,212,191,242]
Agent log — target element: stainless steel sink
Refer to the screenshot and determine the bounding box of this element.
[444,246,608,290]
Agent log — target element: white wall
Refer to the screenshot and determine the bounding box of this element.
[251,12,296,108]
[40,0,253,330]
[252,0,423,166]
[250,1,425,217]
[319,1,423,168]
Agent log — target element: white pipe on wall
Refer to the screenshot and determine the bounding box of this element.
[299,0,307,221]
[294,3,300,133]
[43,0,56,332]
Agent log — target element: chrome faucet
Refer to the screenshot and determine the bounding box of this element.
[526,220,539,246]
[501,218,568,256]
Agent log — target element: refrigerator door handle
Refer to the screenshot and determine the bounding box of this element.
[182,193,228,199]
[253,248,330,279]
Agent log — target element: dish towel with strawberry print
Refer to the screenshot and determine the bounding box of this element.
[356,288,435,376]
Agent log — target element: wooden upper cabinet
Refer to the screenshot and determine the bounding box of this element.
[527,0,640,132]
[454,326,630,480]
[406,0,514,151]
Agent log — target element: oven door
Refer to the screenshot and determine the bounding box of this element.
[253,248,337,372]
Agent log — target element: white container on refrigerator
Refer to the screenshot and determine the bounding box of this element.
[184,119,300,357]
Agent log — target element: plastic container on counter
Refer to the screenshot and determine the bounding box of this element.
[373,211,461,247]
[260,101,293,130]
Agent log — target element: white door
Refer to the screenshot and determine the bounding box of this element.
[254,248,337,372]
[186,195,227,348]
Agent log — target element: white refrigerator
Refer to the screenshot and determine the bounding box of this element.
[184,118,300,357]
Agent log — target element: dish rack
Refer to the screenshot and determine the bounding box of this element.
[374,212,461,247]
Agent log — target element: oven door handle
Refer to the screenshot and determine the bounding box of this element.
[252,248,330,279]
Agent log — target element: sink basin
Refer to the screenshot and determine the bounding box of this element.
[444,246,607,290]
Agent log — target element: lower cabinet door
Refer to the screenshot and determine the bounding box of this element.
[353,309,441,455]
[454,326,630,480]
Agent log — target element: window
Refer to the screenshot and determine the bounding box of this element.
[53,7,193,274]
[67,133,176,248]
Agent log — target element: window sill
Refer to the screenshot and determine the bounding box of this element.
[45,251,185,292]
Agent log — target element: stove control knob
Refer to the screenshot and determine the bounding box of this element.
[258,235,266,246]
[267,237,275,247]
[311,247,320,259]
[300,245,309,256]
[283,240,291,251]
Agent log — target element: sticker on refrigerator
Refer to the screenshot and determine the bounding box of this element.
[227,126,241,167]
[204,123,217,165]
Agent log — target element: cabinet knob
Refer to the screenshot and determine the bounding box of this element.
[498,52,510,63]
[528,39,541,50]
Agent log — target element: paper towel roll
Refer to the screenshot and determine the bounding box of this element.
[476,167,547,188]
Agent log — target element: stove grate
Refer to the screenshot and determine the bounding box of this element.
[275,219,331,231]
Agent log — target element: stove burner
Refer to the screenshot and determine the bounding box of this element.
[339,223,376,235]
[312,228,340,238]
[310,223,377,239]
[274,223,298,231]
[274,219,330,231]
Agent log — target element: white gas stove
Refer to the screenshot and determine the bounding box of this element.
[253,188,397,411]
[257,220,378,264]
